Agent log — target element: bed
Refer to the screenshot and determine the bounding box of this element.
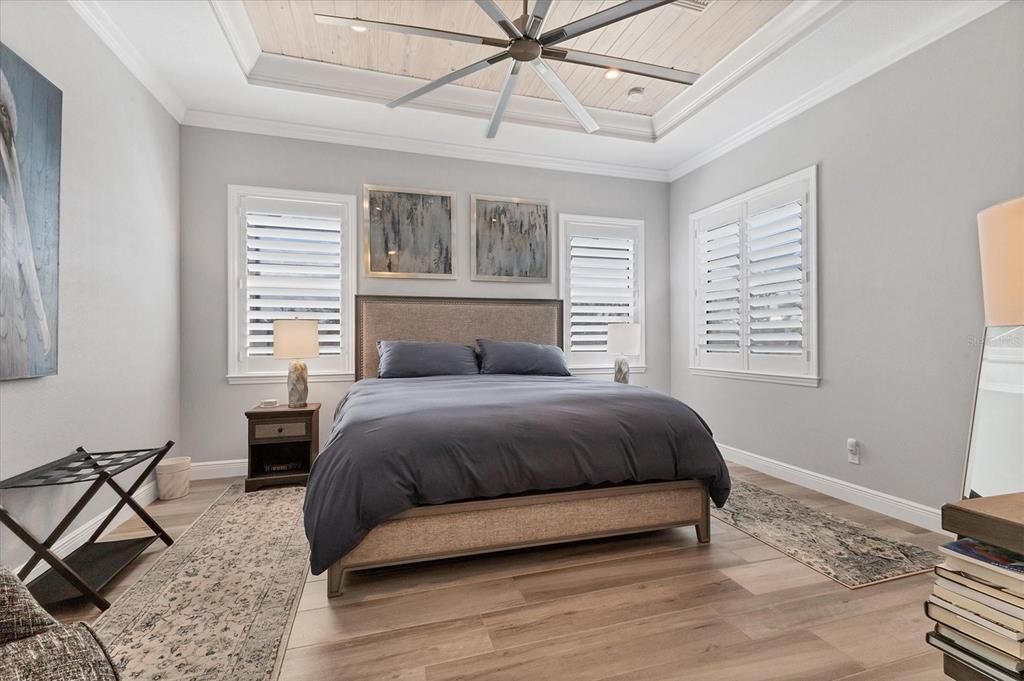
[304,295,730,598]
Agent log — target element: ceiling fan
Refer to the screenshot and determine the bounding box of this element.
[314,0,701,138]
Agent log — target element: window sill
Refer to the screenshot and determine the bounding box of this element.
[226,372,355,385]
[688,367,819,387]
[570,364,647,376]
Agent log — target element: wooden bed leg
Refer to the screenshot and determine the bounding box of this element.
[696,516,710,543]
[327,564,345,598]
[696,489,711,544]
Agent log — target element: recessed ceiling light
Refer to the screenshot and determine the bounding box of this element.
[350,25,368,33]
[604,68,621,80]
[627,87,645,102]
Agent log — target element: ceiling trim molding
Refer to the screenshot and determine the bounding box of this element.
[208,0,261,75]
[667,0,1009,181]
[248,53,656,142]
[67,0,186,122]
[652,0,846,138]
[182,110,671,182]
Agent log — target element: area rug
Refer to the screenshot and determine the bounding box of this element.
[711,479,939,589]
[94,484,308,680]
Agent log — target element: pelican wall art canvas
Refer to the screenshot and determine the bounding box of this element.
[0,42,61,380]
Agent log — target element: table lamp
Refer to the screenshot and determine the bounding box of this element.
[607,323,641,384]
[273,319,319,408]
[977,196,1024,327]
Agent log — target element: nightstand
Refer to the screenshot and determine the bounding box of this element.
[244,403,320,492]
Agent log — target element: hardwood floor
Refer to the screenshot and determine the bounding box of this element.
[69,466,948,680]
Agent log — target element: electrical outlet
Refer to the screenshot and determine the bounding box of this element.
[847,438,860,465]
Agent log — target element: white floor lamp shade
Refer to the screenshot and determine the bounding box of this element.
[607,323,641,384]
[273,319,319,408]
[977,196,1024,327]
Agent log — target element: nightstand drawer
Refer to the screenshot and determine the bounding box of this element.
[254,421,307,440]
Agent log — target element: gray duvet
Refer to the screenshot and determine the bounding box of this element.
[303,375,730,574]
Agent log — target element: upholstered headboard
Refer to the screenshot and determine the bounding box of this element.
[355,295,563,380]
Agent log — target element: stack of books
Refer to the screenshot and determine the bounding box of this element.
[928,493,1024,681]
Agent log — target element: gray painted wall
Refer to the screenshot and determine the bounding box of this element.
[669,2,1024,510]
[0,1,180,567]
[179,127,670,465]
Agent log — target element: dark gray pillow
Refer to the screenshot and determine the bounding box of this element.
[376,341,479,378]
[477,339,570,376]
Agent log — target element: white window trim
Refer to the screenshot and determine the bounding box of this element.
[688,165,819,388]
[226,185,358,385]
[559,213,647,375]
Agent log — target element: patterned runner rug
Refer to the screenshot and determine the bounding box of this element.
[95,483,308,680]
[712,479,939,589]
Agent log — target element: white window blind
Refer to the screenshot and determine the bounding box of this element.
[746,200,805,357]
[228,187,356,382]
[559,214,645,372]
[696,219,741,355]
[245,208,344,358]
[568,234,636,353]
[689,166,818,386]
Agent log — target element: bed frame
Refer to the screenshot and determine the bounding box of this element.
[326,295,710,598]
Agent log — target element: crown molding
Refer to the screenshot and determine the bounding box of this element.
[652,0,845,138]
[182,110,671,182]
[667,0,1009,181]
[247,53,656,142]
[67,0,186,122]
[208,0,260,75]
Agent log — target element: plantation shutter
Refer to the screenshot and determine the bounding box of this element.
[695,217,742,357]
[245,198,345,359]
[568,234,636,353]
[689,166,817,383]
[745,199,805,357]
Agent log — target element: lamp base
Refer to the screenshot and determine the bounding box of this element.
[614,356,630,384]
[287,360,309,408]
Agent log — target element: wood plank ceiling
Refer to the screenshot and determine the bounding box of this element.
[244,0,790,116]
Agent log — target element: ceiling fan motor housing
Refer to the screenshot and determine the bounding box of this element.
[509,37,542,62]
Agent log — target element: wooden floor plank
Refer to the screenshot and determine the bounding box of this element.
[426,608,751,681]
[485,569,747,649]
[287,579,526,649]
[278,616,492,681]
[721,556,834,595]
[600,630,864,681]
[812,598,936,668]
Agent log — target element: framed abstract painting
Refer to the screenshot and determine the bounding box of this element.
[1,42,61,380]
[363,185,456,279]
[471,195,550,283]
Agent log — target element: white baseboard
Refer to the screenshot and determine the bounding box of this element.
[718,443,946,534]
[15,480,160,582]
[190,458,247,480]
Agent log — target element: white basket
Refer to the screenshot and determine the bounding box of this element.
[156,456,191,501]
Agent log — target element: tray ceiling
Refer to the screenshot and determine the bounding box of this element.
[243,0,790,116]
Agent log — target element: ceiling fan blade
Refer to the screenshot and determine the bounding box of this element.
[474,0,523,39]
[314,14,508,48]
[525,0,554,38]
[487,61,523,138]
[542,47,700,85]
[540,0,676,46]
[531,59,599,133]
[388,52,510,108]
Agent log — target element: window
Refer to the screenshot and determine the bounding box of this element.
[559,214,645,373]
[227,186,357,383]
[689,165,819,386]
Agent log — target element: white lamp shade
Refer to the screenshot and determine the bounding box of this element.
[977,196,1024,326]
[606,323,641,356]
[273,319,320,359]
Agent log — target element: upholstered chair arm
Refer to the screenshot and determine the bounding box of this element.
[0,564,58,645]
